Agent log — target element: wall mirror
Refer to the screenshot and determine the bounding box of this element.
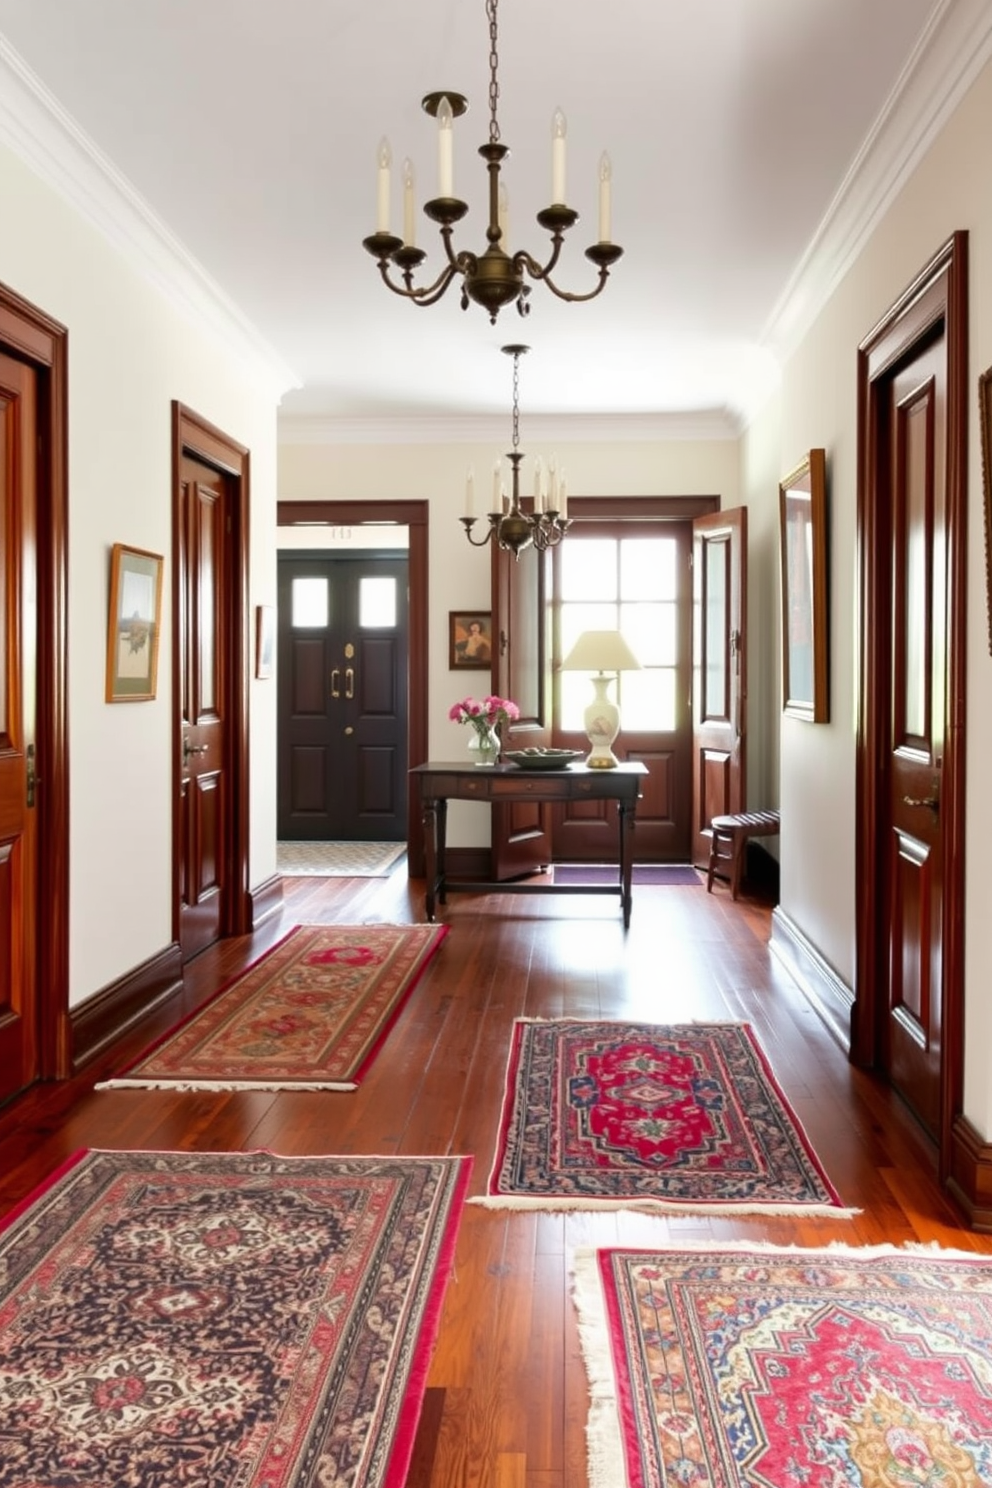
[779,448,829,722]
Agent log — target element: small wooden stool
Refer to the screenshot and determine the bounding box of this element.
[706,809,781,900]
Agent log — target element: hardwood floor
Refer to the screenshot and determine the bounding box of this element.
[3,866,989,1487]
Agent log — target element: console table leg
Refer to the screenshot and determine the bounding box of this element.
[619,800,635,929]
[421,800,439,921]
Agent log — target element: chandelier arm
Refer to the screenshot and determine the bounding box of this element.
[372,257,463,308]
[529,265,618,305]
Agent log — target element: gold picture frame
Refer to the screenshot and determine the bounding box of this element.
[779,449,829,722]
[105,543,164,703]
[980,366,992,655]
[449,610,493,670]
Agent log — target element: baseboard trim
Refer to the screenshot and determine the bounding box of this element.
[947,1115,992,1232]
[70,942,184,1070]
[769,907,854,1052]
[250,873,283,928]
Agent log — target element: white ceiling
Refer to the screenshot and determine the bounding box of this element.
[0,0,989,438]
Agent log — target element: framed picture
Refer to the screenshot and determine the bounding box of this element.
[255,604,275,679]
[449,610,493,670]
[105,543,164,703]
[779,448,829,722]
[980,366,992,655]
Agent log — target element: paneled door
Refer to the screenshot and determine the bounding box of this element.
[691,508,747,868]
[176,452,231,962]
[0,350,39,1102]
[277,554,409,842]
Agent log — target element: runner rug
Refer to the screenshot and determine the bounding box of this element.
[98,922,448,1091]
[0,1147,470,1488]
[573,1241,992,1488]
[473,1018,852,1215]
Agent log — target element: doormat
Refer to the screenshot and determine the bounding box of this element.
[277,840,406,877]
[573,1241,992,1488]
[472,1018,853,1215]
[552,863,701,886]
[0,1147,470,1488]
[98,922,448,1091]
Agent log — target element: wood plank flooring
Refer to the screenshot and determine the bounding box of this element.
[2,866,989,1488]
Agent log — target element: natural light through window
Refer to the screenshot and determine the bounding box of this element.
[291,576,329,629]
[359,576,397,628]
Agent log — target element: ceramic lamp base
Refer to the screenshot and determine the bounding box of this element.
[583,675,620,769]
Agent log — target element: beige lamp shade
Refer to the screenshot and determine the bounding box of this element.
[561,630,641,768]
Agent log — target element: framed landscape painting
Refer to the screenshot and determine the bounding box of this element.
[105,543,163,702]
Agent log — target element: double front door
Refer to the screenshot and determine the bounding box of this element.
[277,554,408,842]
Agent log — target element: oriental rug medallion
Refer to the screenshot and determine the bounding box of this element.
[474,1018,851,1215]
[99,923,448,1091]
[0,1148,470,1488]
[573,1242,992,1488]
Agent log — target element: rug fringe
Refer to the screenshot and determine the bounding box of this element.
[571,1250,626,1488]
[94,1078,358,1092]
[468,1195,860,1217]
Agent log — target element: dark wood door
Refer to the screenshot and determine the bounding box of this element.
[0,351,39,1103]
[691,508,747,868]
[177,454,229,961]
[277,554,408,842]
[882,337,947,1139]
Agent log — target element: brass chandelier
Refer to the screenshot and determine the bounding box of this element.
[461,344,569,558]
[362,0,623,324]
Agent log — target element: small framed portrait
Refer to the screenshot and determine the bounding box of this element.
[449,610,493,670]
[255,604,275,679]
[105,543,164,702]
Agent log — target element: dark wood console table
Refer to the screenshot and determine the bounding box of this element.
[410,761,648,928]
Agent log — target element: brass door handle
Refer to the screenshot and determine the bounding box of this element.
[903,794,939,814]
[345,667,355,699]
[183,737,209,764]
[330,668,341,699]
[26,743,38,808]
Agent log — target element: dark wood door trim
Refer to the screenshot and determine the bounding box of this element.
[171,403,252,942]
[854,230,968,1183]
[277,500,429,875]
[0,282,70,1079]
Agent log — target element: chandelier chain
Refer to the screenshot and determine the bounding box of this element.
[487,0,500,145]
[511,351,520,451]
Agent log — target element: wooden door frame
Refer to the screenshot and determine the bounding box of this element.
[278,500,428,875]
[0,283,70,1079]
[854,231,967,1184]
[171,403,252,943]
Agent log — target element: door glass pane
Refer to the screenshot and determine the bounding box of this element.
[359,575,396,628]
[903,402,928,739]
[704,539,728,719]
[292,576,328,628]
[620,538,676,599]
[560,538,616,601]
[621,668,676,731]
[619,602,674,667]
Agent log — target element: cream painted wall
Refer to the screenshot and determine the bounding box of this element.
[742,54,992,1136]
[0,141,283,1009]
[278,437,741,845]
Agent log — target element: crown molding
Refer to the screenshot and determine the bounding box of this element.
[762,0,992,361]
[0,34,300,398]
[277,409,742,446]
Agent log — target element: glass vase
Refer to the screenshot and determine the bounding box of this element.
[467,723,501,767]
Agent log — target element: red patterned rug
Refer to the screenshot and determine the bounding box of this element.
[573,1242,992,1488]
[98,923,448,1091]
[474,1019,852,1214]
[0,1148,470,1488]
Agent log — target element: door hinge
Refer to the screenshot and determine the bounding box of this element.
[26,743,37,808]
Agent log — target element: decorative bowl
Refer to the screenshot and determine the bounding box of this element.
[504,748,585,771]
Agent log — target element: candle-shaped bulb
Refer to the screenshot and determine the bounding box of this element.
[551,106,567,204]
[402,157,416,247]
[437,95,454,198]
[376,137,392,233]
[491,457,502,514]
[533,455,544,513]
[598,151,612,243]
[498,181,509,246]
[549,456,559,511]
[465,465,475,519]
[559,471,568,519]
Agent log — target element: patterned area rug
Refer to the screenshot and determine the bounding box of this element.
[573,1242,992,1488]
[0,1148,469,1488]
[98,923,448,1091]
[277,841,406,877]
[473,1019,852,1215]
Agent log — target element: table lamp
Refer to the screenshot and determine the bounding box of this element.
[561,629,642,768]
